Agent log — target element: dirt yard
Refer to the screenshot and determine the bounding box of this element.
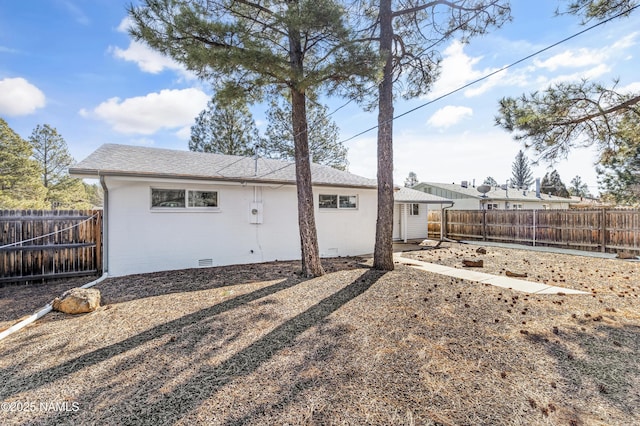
[0,243,638,425]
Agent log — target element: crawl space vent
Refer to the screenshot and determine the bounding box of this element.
[198,259,214,268]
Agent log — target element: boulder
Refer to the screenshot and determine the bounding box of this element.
[52,288,101,314]
[476,247,487,254]
[462,259,483,267]
[506,270,528,278]
[616,251,638,260]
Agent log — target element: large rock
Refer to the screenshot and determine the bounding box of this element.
[462,259,483,267]
[616,251,638,260]
[52,288,101,314]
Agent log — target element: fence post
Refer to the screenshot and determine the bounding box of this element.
[533,209,536,247]
[601,208,607,253]
[482,210,487,241]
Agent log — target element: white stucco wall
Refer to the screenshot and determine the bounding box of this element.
[104,177,376,276]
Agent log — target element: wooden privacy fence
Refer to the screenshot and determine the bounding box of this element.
[427,209,640,254]
[0,210,102,284]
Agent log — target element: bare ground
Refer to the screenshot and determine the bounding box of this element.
[0,243,638,425]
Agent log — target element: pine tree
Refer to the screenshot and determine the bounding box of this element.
[129,0,378,277]
[28,124,91,209]
[541,170,570,198]
[369,0,511,270]
[569,176,591,198]
[511,150,534,189]
[263,97,348,170]
[189,96,259,157]
[483,176,498,187]
[404,172,418,188]
[0,118,47,209]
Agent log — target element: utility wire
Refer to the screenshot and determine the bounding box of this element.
[339,4,640,144]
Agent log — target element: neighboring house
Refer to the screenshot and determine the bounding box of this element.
[70,144,451,276]
[413,181,576,210]
[393,187,453,242]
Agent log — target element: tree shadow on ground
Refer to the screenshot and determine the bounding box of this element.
[2,267,385,425]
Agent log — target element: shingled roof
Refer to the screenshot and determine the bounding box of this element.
[394,187,452,204]
[70,144,377,189]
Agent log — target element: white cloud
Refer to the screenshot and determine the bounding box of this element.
[544,63,611,86]
[533,48,606,71]
[175,125,192,140]
[425,41,502,100]
[85,88,209,134]
[427,106,473,129]
[111,41,188,75]
[111,17,194,78]
[618,81,640,94]
[0,77,46,116]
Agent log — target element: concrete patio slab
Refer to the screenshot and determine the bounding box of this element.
[394,254,590,295]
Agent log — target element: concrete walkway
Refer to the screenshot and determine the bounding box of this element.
[394,254,590,295]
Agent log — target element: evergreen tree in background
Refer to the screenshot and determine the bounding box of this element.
[541,170,570,198]
[190,96,259,157]
[483,176,498,187]
[569,175,591,198]
[404,171,419,188]
[263,97,348,170]
[0,118,47,209]
[511,150,534,189]
[29,124,91,209]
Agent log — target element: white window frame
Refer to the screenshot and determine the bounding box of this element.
[409,203,419,216]
[319,194,358,210]
[486,203,499,210]
[512,203,523,210]
[150,188,220,211]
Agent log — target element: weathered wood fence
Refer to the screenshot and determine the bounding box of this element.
[0,210,102,284]
[427,209,640,254]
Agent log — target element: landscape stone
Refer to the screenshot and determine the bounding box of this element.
[52,288,101,314]
[462,259,483,267]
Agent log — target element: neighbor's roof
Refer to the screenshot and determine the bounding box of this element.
[414,182,576,203]
[70,144,377,188]
[394,186,453,204]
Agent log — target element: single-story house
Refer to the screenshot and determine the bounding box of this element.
[70,144,451,277]
[412,181,576,210]
[392,186,453,242]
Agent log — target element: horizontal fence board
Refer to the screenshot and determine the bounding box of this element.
[0,210,102,285]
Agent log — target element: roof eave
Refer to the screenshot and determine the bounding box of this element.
[68,168,377,189]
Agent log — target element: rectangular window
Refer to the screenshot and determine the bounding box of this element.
[512,204,523,210]
[339,195,357,209]
[189,190,218,207]
[487,203,498,210]
[152,189,185,208]
[319,194,357,209]
[319,194,338,209]
[151,188,218,209]
[409,203,419,215]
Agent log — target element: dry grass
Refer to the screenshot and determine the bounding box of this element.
[0,244,639,425]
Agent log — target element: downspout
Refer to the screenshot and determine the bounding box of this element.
[440,202,455,243]
[0,176,110,342]
[98,174,109,276]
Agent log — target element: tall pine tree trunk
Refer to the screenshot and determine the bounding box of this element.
[373,0,395,271]
[289,22,325,278]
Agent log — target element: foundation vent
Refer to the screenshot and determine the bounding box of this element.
[198,259,214,268]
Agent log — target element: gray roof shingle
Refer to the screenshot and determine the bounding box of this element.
[394,187,452,204]
[70,144,377,188]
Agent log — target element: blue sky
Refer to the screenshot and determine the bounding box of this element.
[1,1,639,194]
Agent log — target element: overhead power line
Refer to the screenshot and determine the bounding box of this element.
[339,4,640,144]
